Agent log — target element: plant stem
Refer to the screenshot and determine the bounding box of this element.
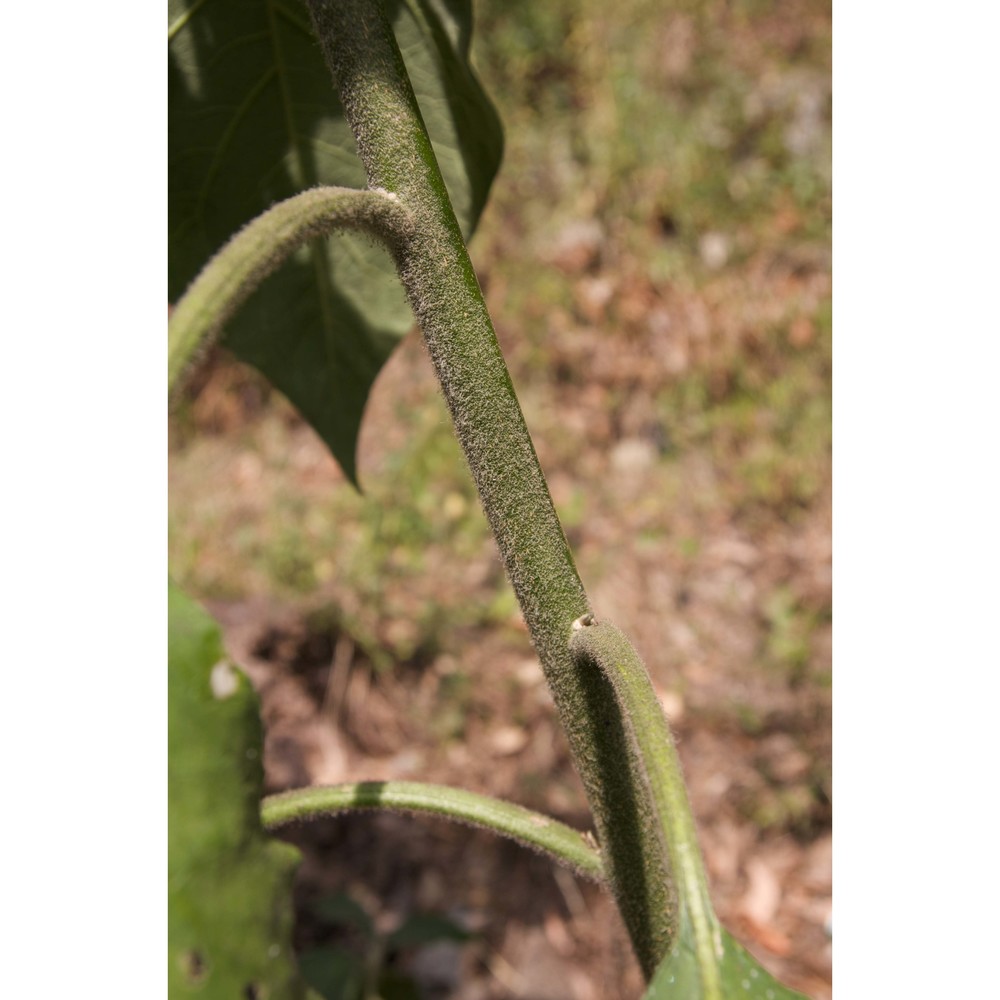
[570,618,723,996]
[306,0,675,976]
[167,185,412,398]
[262,781,605,883]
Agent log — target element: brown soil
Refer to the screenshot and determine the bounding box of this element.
[185,331,831,999]
[206,584,830,999]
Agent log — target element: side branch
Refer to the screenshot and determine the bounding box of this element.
[262,781,605,883]
[168,185,413,398]
[569,617,722,995]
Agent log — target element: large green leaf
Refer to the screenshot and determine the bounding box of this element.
[168,582,311,998]
[643,917,809,1000]
[168,0,503,482]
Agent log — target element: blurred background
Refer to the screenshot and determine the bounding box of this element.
[168,0,831,996]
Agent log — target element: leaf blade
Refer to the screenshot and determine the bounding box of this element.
[643,925,810,1000]
[168,582,309,997]
[168,0,502,481]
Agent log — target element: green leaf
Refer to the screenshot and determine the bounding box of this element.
[168,0,503,482]
[376,970,422,1000]
[297,947,366,1000]
[643,919,810,1000]
[312,892,376,940]
[168,582,309,998]
[387,912,471,949]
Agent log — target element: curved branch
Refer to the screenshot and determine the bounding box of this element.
[262,781,605,883]
[168,185,414,398]
[570,617,722,996]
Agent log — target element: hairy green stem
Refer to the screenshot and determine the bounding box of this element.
[263,781,604,883]
[167,185,413,398]
[570,617,722,995]
[306,0,674,975]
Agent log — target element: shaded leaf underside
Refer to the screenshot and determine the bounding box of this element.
[168,0,503,481]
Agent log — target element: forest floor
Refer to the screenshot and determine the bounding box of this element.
[169,1,831,996]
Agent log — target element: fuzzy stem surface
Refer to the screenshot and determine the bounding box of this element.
[570,618,722,996]
[263,781,605,883]
[168,185,413,398]
[306,0,675,975]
